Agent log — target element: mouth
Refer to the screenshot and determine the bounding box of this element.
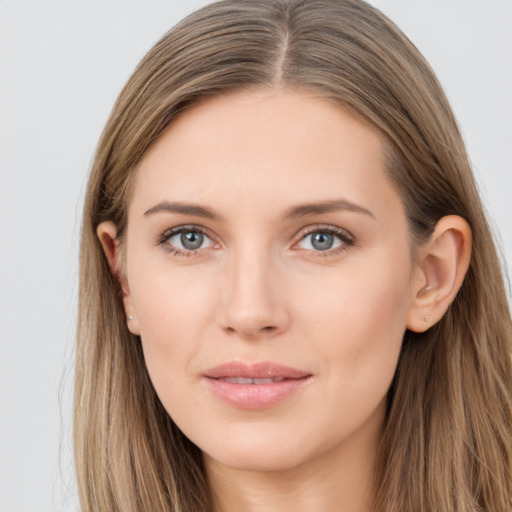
[204,360,311,380]
[216,376,289,384]
[203,361,312,410]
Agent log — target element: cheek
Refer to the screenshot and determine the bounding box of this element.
[297,248,412,389]
[300,247,411,337]
[128,264,214,392]
[132,258,213,329]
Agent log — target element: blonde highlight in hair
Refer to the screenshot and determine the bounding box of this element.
[75,1,512,510]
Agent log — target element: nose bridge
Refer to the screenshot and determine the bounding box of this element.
[218,240,288,337]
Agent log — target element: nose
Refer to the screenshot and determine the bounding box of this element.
[216,248,290,339]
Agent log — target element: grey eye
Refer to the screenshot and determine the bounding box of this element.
[297,230,344,252]
[181,231,204,250]
[167,229,214,251]
[311,232,334,251]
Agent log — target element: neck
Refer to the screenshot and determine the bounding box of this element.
[205,412,382,512]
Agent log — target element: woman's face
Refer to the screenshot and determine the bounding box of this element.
[121,89,420,473]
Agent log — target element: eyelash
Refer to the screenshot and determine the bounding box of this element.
[156,225,215,257]
[156,224,355,257]
[294,224,355,257]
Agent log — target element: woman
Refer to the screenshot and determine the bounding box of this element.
[75,0,512,510]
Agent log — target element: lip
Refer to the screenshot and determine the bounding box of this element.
[203,361,312,410]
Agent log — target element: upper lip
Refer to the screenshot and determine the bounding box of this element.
[204,361,311,380]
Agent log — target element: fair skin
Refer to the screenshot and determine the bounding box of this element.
[98,89,471,512]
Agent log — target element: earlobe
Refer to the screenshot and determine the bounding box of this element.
[407,215,472,333]
[96,221,140,335]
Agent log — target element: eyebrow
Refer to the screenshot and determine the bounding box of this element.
[143,198,374,221]
[284,199,374,219]
[143,201,220,220]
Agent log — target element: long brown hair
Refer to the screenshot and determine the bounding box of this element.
[75,1,512,510]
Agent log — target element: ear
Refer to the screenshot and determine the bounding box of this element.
[96,221,140,335]
[406,215,472,333]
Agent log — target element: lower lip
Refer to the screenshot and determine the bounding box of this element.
[204,377,311,410]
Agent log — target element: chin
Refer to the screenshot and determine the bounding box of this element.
[205,446,309,474]
[198,425,333,474]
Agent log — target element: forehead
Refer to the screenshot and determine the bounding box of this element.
[129,88,403,223]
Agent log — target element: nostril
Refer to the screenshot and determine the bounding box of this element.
[222,324,278,337]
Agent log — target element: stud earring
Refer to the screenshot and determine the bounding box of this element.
[127,315,136,321]
[424,313,431,323]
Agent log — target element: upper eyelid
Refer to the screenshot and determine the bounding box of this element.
[161,224,211,237]
[295,224,354,241]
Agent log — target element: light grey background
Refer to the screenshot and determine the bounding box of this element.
[1,1,511,511]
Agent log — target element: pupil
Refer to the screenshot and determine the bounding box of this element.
[181,231,203,250]
[312,232,333,251]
